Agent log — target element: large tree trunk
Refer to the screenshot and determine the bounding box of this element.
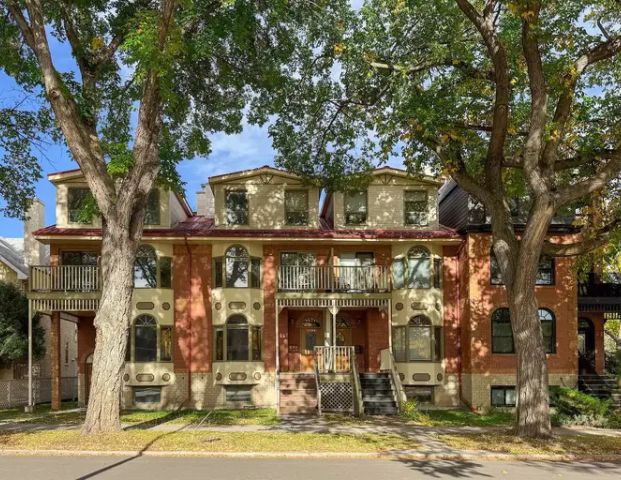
[507,285,552,438]
[82,226,139,434]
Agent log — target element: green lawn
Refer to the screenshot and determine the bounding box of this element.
[0,429,413,453]
[438,431,621,456]
[412,409,514,427]
[0,402,79,423]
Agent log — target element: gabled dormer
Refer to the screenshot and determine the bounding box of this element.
[323,167,442,230]
[206,166,321,229]
[48,169,192,229]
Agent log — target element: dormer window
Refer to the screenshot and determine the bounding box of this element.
[67,187,93,224]
[344,190,367,225]
[225,190,248,225]
[404,191,428,226]
[144,189,160,225]
[285,190,309,225]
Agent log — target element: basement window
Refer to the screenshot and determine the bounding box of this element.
[491,386,516,407]
[225,386,252,403]
[405,386,434,405]
[133,387,161,404]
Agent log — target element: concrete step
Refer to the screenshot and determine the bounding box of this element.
[279,406,317,415]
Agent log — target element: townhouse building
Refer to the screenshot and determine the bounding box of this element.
[25,166,617,413]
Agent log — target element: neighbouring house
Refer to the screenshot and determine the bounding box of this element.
[25,166,619,413]
[0,201,78,384]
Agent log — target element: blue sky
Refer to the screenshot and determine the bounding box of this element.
[0,0,372,237]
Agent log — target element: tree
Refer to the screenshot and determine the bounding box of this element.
[0,0,348,433]
[270,0,621,438]
[0,281,44,364]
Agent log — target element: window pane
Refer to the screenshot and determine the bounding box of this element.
[434,326,442,362]
[226,386,252,402]
[134,246,157,288]
[251,327,262,361]
[392,259,405,289]
[159,257,172,288]
[227,327,249,361]
[407,257,431,288]
[134,317,157,362]
[214,257,223,288]
[285,191,309,225]
[539,309,555,353]
[225,246,249,288]
[344,191,367,224]
[159,326,172,362]
[281,252,314,267]
[144,190,160,225]
[492,308,514,353]
[250,258,261,288]
[68,188,93,224]
[215,329,224,361]
[61,251,98,266]
[134,387,161,403]
[536,256,554,285]
[225,191,248,225]
[404,191,428,225]
[392,327,407,362]
[505,388,516,406]
[408,325,432,360]
[491,388,505,406]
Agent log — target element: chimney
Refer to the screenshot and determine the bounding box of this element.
[23,198,46,267]
[196,185,215,217]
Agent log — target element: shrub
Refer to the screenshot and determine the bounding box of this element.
[549,386,618,428]
[400,399,419,420]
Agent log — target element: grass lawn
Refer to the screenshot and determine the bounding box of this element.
[0,402,79,423]
[438,432,621,456]
[411,409,514,427]
[0,429,413,453]
[0,406,279,427]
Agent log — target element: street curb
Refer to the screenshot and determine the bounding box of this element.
[1,449,621,462]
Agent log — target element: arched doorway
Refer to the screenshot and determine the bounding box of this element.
[84,353,93,403]
[577,318,596,374]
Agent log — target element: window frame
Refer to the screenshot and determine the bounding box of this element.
[67,187,94,224]
[129,314,173,363]
[404,190,429,226]
[536,256,555,285]
[225,189,249,225]
[214,314,262,362]
[214,245,261,289]
[144,189,161,226]
[491,308,514,354]
[284,190,310,226]
[344,190,368,225]
[538,308,556,354]
[133,387,162,404]
[133,245,172,289]
[392,315,441,363]
[490,252,556,286]
[491,386,516,407]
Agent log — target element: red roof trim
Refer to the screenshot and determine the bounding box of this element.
[33,219,461,240]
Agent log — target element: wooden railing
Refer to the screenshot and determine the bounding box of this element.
[315,346,354,374]
[29,265,101,293]
[278,265,390,292]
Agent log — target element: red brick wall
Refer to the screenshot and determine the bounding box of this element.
[77,315,95,373]
[443,245,462,375]
[173,244,211,373]
[366,309,389,372]
[463,233,578,375]
[579,312,606,374]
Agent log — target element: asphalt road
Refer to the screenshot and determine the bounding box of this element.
[1,455,621,480]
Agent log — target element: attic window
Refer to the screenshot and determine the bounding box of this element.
[285,190,309,225]
[225,190,249,225]
[404,191,428,225]
[344,190,367,225]
[144,190,160,225]
[67,187,93,224]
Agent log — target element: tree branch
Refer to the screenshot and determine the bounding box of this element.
[555,153,621,205]
[543,216,621,257]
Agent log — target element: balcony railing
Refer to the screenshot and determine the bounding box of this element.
[29,265,101,293]
[278,265,390,292]
[315,346,354,374]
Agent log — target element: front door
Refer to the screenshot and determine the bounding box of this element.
[578,318,596,374]
[300,318,322,372]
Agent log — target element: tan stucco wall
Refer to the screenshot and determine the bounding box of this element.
[211,175,320,229]
[332,176,439,230]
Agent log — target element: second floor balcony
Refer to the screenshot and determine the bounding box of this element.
[277,264,390,293]
[29,265,101,294]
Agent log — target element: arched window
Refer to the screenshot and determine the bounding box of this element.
[133,245,172,289]
[538,308,556,354]
[392,315,441,362]
[491,308,514,353]
[134,245,158,288]
[407,247,431,289]
[129,315,172,363]
[213,245,260,288]
[214,315,262,362]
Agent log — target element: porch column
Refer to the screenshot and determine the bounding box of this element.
[50,311,61,411]
[329,300,339,346]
